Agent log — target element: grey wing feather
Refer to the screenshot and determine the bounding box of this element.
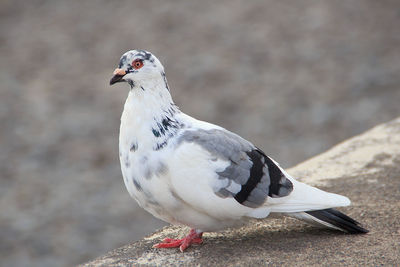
[177,128,293,208]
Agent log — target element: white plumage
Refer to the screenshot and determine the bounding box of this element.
[110,50,368,252]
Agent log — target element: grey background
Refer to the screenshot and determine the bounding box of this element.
[1,0,399,266]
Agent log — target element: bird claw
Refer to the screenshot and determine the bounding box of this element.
[153,229,203,252]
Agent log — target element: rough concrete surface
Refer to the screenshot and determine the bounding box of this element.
[1,1,400,266]
[81,118,400,266]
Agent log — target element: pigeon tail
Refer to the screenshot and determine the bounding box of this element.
[290,208,369,234]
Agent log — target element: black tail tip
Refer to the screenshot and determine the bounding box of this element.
[306,208,369,234]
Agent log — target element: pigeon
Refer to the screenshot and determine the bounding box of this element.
[109,49,368,252]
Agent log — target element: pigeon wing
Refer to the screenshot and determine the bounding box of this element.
[175,128,294,208]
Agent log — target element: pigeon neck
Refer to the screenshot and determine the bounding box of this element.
[129,74,174,114]
[121,76,183,152]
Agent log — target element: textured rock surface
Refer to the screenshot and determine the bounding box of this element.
[81,118,400,266]
[1,1,400,266]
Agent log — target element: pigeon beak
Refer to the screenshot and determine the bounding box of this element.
[110,68,127,85]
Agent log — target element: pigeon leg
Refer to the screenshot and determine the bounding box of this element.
[153,229,203,252]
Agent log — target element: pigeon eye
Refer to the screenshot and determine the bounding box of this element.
[132,59,144,70]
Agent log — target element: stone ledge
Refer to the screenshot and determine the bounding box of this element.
[81,118,400,266]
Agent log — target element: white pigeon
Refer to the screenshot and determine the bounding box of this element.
[109,50,368,252]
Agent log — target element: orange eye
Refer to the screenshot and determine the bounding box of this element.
[132,59,144,69]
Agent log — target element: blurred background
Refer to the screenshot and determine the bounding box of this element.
[1,0,399,266]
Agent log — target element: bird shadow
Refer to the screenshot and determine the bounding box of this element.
[195,223,349,256]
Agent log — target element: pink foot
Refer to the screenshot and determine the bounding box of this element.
[153,229,203,252]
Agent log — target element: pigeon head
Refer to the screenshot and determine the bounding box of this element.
[110,50,165,89]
